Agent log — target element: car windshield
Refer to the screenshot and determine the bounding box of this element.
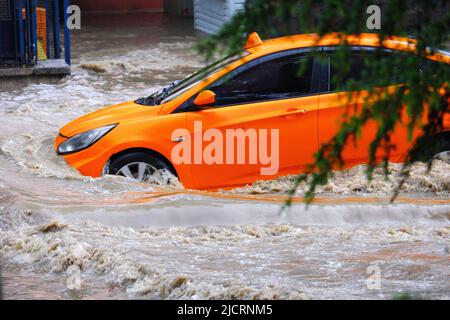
[136,51,249,106]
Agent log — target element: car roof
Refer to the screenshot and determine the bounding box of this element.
[246,33,450,64]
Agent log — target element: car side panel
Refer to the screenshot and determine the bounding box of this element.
[186,96,318,189]
[318,91,423,166]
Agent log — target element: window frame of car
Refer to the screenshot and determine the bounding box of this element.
[172,47,324,113]
[319,45,417,93]
[158,51,251,105]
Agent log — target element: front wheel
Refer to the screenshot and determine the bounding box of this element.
[107,152,177,183]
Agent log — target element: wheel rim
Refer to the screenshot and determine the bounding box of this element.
[117,162,155,182]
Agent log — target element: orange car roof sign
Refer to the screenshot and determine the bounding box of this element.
[245,32,263,49]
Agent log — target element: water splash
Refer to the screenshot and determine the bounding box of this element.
[0,14,449,300]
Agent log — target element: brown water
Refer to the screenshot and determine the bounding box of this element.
[0,13,449,300]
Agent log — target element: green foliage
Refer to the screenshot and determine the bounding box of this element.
[392,291,425,300]
[198,0,450,203]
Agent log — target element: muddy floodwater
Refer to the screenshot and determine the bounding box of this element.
[0,14,449,300]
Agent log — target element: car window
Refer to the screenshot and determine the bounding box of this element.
[330,54,365,91]
[207,54,315,107]
[329,49,406,91]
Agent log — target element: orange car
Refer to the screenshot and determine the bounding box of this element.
[55,33,450,189]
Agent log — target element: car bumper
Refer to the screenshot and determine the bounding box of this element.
[54,133,109,177]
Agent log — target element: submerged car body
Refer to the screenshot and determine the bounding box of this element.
[55,33,450,189]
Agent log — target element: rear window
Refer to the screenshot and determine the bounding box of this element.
[330,49,407,91]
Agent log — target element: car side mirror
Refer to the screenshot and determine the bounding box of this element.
[194,90,215,108]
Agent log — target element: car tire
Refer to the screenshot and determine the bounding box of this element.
[108,152,177,182]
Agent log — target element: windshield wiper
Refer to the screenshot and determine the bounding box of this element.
[155,80,181,105]
[135,80,181,106]
[135,91,157,106]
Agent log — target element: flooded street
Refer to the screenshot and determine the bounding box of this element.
[0,13,449,300]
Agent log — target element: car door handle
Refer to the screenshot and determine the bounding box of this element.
[171,136,185,142]
[279,108,310,117]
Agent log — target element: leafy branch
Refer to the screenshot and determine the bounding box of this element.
[197,0,450,204]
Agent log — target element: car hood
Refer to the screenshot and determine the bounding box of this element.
[59,101,163,137]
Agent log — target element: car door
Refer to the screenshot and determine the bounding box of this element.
[179,50,320,189]
[318,47,415,167]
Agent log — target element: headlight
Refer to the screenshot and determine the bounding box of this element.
[57,124,117,155]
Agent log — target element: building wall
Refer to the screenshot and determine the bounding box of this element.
[0,0,14,64]
[164,0,193,16]
[71,0,163,13]
[194,0,245,34]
